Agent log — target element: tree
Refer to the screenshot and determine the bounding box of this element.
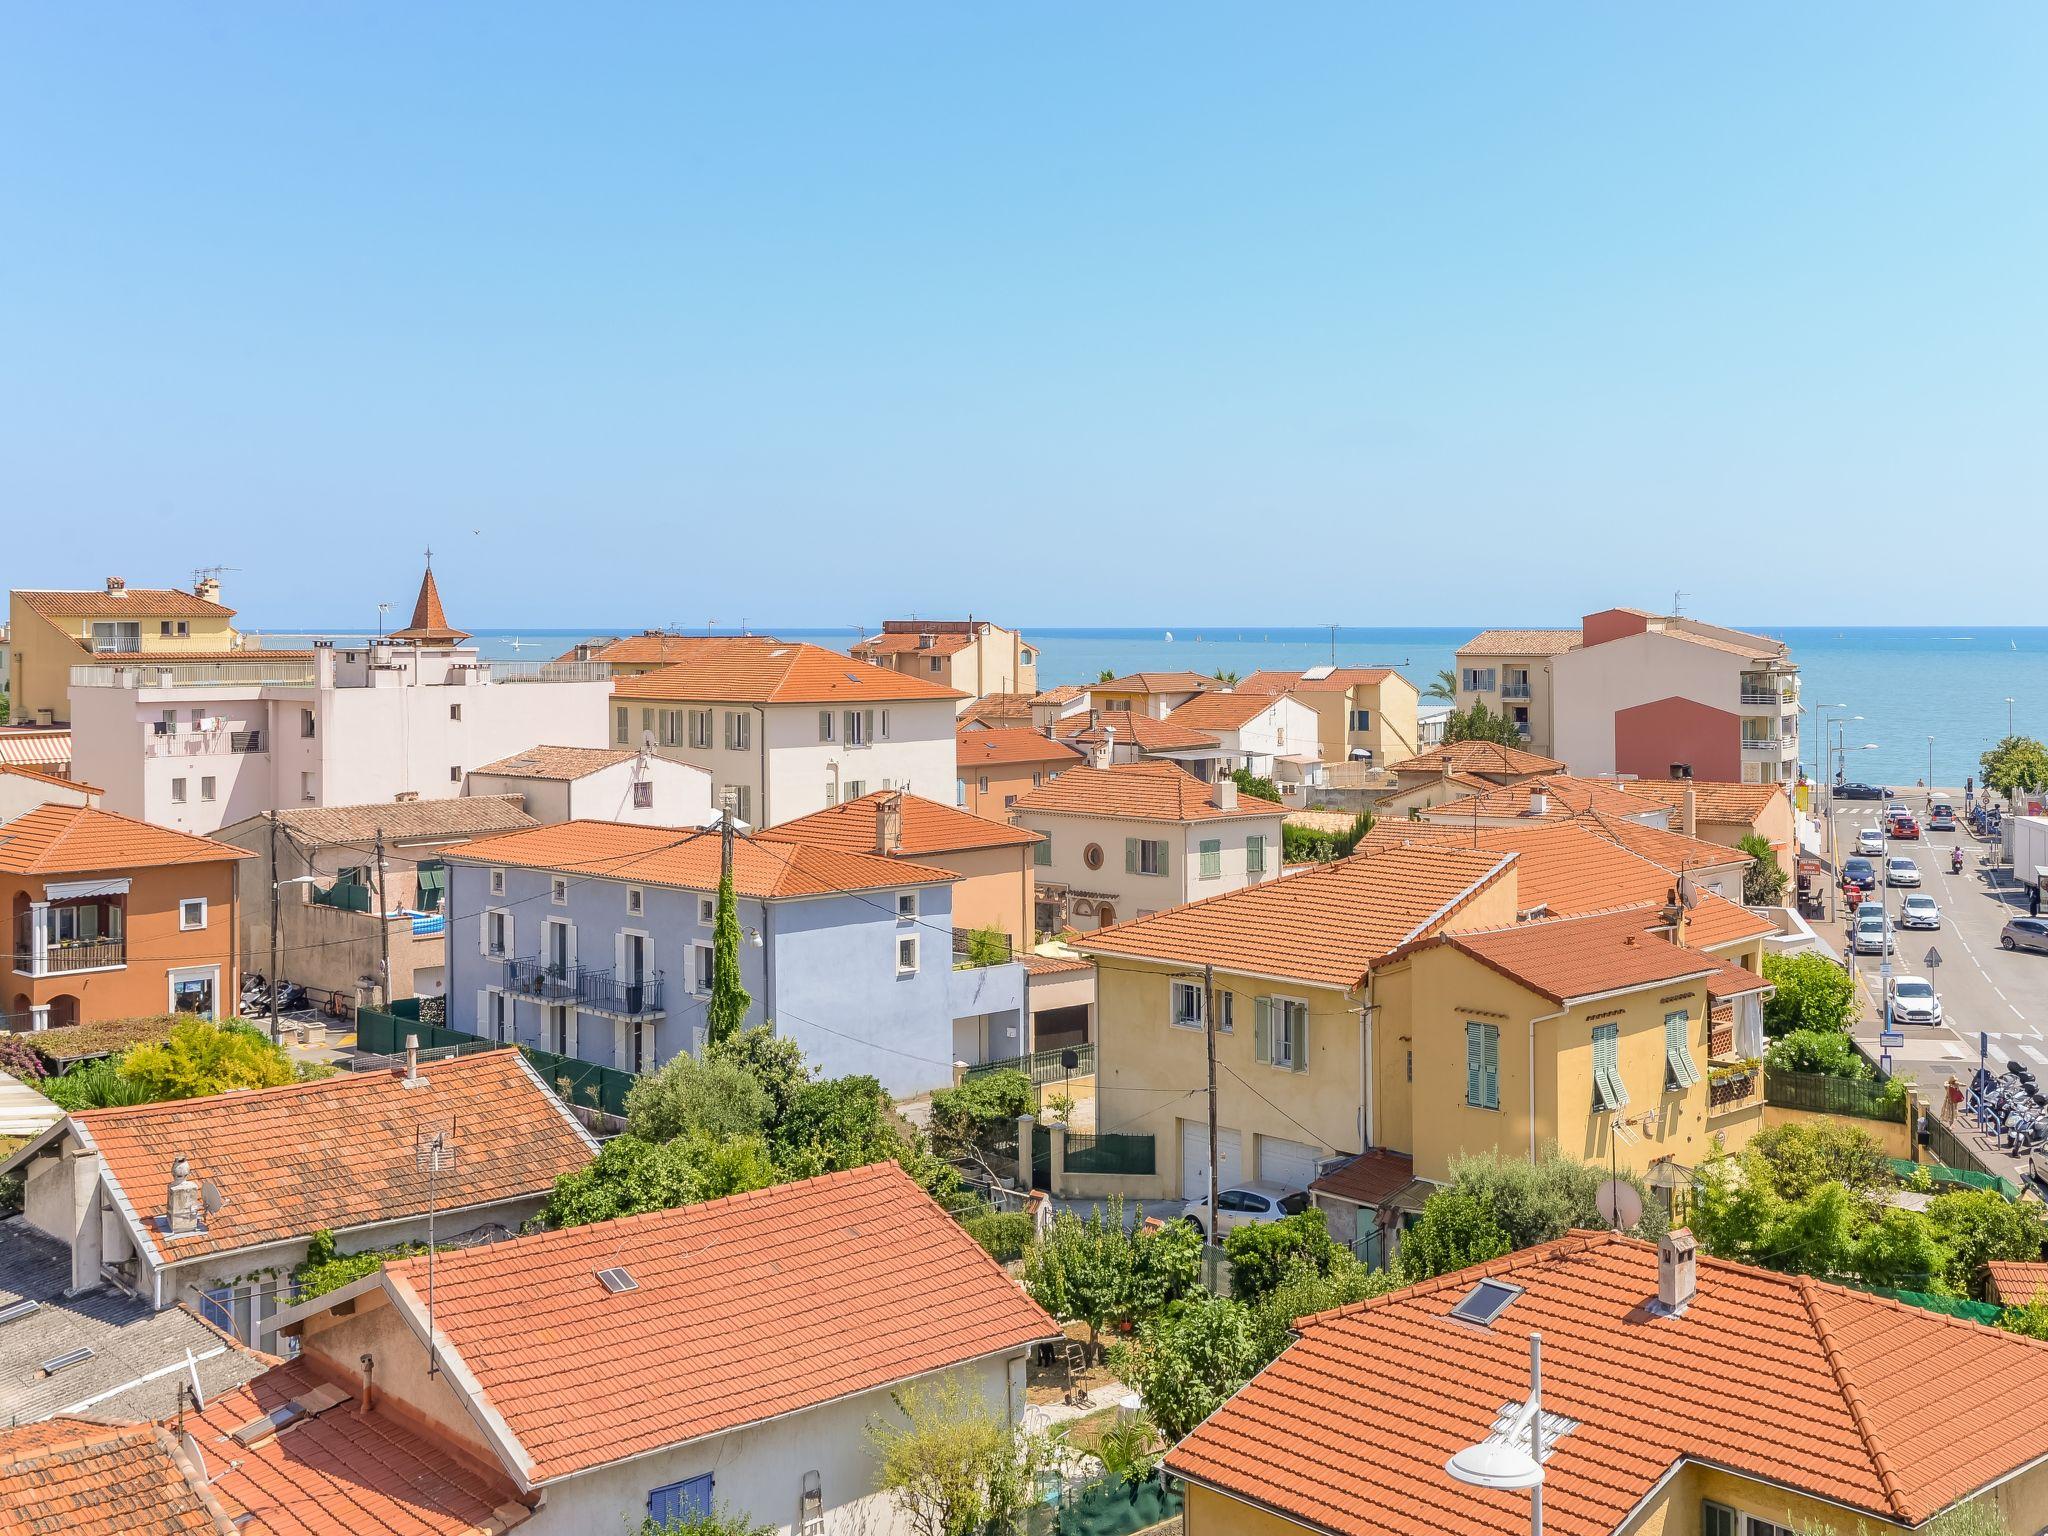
[705,1025,812,1126]
[706,864,752,1047]
[639,1509,775,1536]
[961,924,1010,968]
[1245,1253,1399,1364]
[1214,670,1240,686]
[928,1070,1035,1179]
[1397,1190,1512,1279]
[1981,736,2048,804]
[119,1020,297,1100]
[1766,1028,1873,1079]
[1110,1290,1262,1441]
[625,1051,770,1144]
[538,1132,780,1228]
[1761,952,1857,1038]
[1022,1203,1137,1361]
[1229,767,1281,804]
[1740,833,1788,905]
[1444,701,1523,746]
[1097,669,1116,684]
[1432,1148,1666,1251]
[2002,1289,2048,1340]
[1924,1187,2048,1293]
[1225,1208,1342,1304]
[1425,668,1458,702]
[1743,1123,1891,1202]
[869,1375,1051,1536]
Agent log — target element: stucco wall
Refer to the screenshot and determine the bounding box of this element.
[1616,696,1743,784]
[1016,808,1284,929]
[1553,630,1748,779]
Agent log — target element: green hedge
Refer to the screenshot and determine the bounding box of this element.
[963,1212,1034,1262]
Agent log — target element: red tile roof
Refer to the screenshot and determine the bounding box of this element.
[1168,1229,2048,1535]
[447,819,960,897]
[1073,845,1513,988]
[374,1163,1058,1484]
[0,802,252,875]
[64,1050,596,1265]
[1239,668,1399,694]
[1414,906,1726,1006]
[1011,762,1277,823]
[1383,740,1565,778]
[1309,1149,1414,1207]
[1984,1261,2048,1304]
[763,790,1040,854]
[471,744,642,779]
[613,639,964,704]
[1056,714,1219,753]
[14,588,235,620]
[1456,627,1581,657]
[0,1419,230,1536]
[0,762,100,795]
[549,633,755,667]
[1575,809,1749,872]
[1165,691,1291,731]
[957,727,1085,768]
[1094,671,1217,694]
[1616,777,1791,827]
[959,694,1039,728]
[386,564,469,645]
[851,631,972,657]
[1421,774,1658,823]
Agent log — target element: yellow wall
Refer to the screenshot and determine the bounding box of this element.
[1185,1481,1320,1536]
[932,844,1035,950]
[8,597,239,725]
[1621,1459,2048,1536]
[1359,674,1421,764]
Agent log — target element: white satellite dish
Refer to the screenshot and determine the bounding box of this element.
[640,729,657,756]
[199,1179,226,1215]
[1595,1178,1642,1230]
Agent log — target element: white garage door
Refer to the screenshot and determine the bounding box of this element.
[1181,1120,1243,1203]
[1258,1136,1320,1192]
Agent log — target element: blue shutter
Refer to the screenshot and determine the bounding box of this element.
[1482,1024,1500,1108]
[1466,1022,1483,1105]
[649,1474,713,1525]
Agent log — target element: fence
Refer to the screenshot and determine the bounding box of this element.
[1839,1279,2006,1326]
[1062,1131,1157,1176]
[1763,1069,1906,1122]
[353,1004,638,1119]
[1920,1119,2024,1198]
[965,1042,1095,1084]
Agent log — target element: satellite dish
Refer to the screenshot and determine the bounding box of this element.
[1676,873,1701,911]
[640,729,657,755]
[199,1179,225,1214]
[1595,1178,1642,1230]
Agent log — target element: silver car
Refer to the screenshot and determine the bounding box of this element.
[1898,894,1941,929]
[1853,910,1894,955]
[1886,856,1921,887]
[2003,918,2048,954]
[1180,1181,1309,1240]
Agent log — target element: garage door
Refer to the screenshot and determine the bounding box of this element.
[1258,1136,1320,1192]
[1181,1121,1243,1203]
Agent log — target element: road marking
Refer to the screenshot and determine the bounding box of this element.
[1996,986,2010,1000]
[2021,1044,2044,1063]
[1990,1041,2012,1063]
[1944,1042,1968,1058]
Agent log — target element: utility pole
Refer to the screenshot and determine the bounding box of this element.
[720,788,736,888]
[267,812,282,1045]
[1204,962,1219,1234]
[373,826,391,1010]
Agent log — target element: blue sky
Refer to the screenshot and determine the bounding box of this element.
[2,5,2043,629]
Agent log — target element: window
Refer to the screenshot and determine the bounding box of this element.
[978,775,990,793]
[724,712,751,750]
[1032,770,1043,786]
[659,709,682,747]
[698,896,715,926]
[1350,709,1371,732]
[897,891,918,921]
[1198,839,1222,879]
[615,706,630,745]
[627,886,644,916]
[688,709,713,748]
[1461,667,1497,693]
[1256,998,1308,1071]
[1083,842,1104,870]
[449,702,462,722]
[199,776,215,802]
[490,868,506,895]
[818,710,834,742]
[929,656,941,672]
[1703,1504,1737,1536]
[1128,838,1168,877]
[300,771,315,802]
[159,620,172,636]
[649,1477,714,1527]
[179,898,207,930]
[844,709,872,747]
[632,781,654,809]
[1033,838,1051,867]
[1245,835,1266,875]
[896,935,920,975]
[1592,1023,1629,1111]
[841,780,863,802]
[1746,1519,1795,1536]
[730,785,752,823]
[1003,793,1017,808]
[482,989,509,1043]
[1665,1010,1700,1089]
[551,877,569,906]
[880,709,890,739]
[170,777,187,804]
[692,942,714,996]
[1215,991,1235,1032]
[1171,981,1204,1029]
[486,910,509,956]
[1466,1022,1500,1109]
[89,620,140,652]
[449,765,463,783]
[547,1004,571,1055]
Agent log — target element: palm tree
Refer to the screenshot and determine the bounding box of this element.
[1214,670,1240,686]
[1426,668,1458,702]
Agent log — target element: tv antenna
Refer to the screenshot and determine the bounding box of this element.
[416,1121,457,1377]
[1672,589,1687,615]
[190,564,239,590]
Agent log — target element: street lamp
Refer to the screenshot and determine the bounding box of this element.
[2007,698,2017,739]
[1447,1333,1549,1536]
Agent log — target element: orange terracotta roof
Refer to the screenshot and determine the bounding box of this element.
[1419,906,1725,1006]
[472,744,642,779]
[1056,714,1219,753]
[447,819,960,897]
[0,802,252,875]
[372,1163,1058,1484]
[1984,1261,2048,1304]
[65,1050,596,1265]
[1309,1149,1414,1207]
[0,1419,229,1535]
[182,1358,530,1534]
[1166,691,1291,731]
[1576,809,1748,872]
[14,588,235,620]
[1383,740,1565,778]
[1616,777,1790,826]
[851,631,972,657]
[1011,762,1280,823]
[1456,627,1581,657]
[1020,952,1093,976]
[1170,1230,2048,1534]
[1073,845,1514,988]
[763,791,1040,854]
[548,633,760,667]
[1032,685,1089,706]
[1421,774,1659,824]
[1704,954,1771,998]
[1094,671,1217,694]
[959,694,1039,728]
[957,727,1084,768]
[1377,769,1497,803]
[612,638,964,704]
[387,564,469,644]
[0,762,99,794]
[1239,668,1399,694]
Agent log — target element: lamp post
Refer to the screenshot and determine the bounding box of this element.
[1928,736,1935,804]
[2008,698,2017,740]
[1447,1332,1547,1536]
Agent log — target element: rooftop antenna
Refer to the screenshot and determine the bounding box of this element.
[1328,623,1339,667]
[377,602,391,636]
[1672,589,1686,615]
[189,564,238,590]
[415,1121,456,1377]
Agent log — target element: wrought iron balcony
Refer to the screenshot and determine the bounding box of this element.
[505,956,664,1015]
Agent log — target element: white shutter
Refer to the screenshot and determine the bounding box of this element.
[503,911,515,960]
[616,931,627,977]
[478,909,489,956]
[476,990,489,1037]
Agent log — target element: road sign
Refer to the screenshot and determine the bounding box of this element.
[1879,1031,1906,1048]
[1925,946,1943,969]
[1982,1030,1991,1063]
[1880,1052,1894,1075]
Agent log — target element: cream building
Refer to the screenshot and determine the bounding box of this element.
[850,619,1038,708]
[8,575,258,727]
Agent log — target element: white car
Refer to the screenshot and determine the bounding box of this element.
[1886,975,1943,1025]
[1898,893,1942,930]
[1856,828,1886,857]
[1180,1181,1310,1240]
[1886,856,1921,887]
[1853,909,1894,955]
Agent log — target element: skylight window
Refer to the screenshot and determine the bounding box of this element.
[1449,1279,1522,1328]
[40,1346,94,1374]
[0,1299,41,1326]
[597,1266,639,1294]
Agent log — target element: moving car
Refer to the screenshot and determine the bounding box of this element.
[1853,908,1895,955]
[1898,893,1942,929]
[1887,856,1921,887]
[2002,917,2048,954]
[1180,1181,1310,1240]
[1837,782,1891,800]
[1885,975,1943,1025]
[1843,856,1880,891]
[1856,828,1886,857]
[1929,803,1957,831]
[1889,815,1921,839]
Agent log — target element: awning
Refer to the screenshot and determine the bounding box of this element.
[43,877,131,901]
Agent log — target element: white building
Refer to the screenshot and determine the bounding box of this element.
[1164,689,1324,793]
[465,744,715,828]
[66,564,613,835]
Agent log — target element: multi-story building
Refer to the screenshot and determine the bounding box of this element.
[3,802,252,1031]
[610,638,962,829]
[1452,627,1581,754]
[7,575,268,727]
[466,744,715,828]
[1053,712,1225,779]
[1164,690,1324,789]
[1088,671,1216,718]
[551,630,751,677]
[1010,759,1285,934]
[1240,667,1422,765]
[956,726,1083,817]
[65,563,612,835]
[850,619,1038,708]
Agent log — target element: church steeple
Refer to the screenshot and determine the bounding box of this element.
[387,550,470,645]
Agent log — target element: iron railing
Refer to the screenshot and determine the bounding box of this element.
[1500,683,1532,699]
[964,1041,1095,1084]
[353,1005,639,1119]
[1763,1068,1905,1122]
[504,956,665,1015]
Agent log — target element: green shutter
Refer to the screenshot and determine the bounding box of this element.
[1293,1007,1309,1073]
[1200,839,1221,878]
[1593,1024,1630,1110]
[1255,998,1272,1064]
[1666,1011,1700,1088]
[1034,839,1051,867]
[1246,835,1265,874]
[1482,1025,1500,1108]
[1466,1022,1483,1105]
[1125,838,1139,874]
[1156,841,1169,876]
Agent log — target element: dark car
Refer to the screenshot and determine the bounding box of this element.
[1837,783,1891,800]
[1843,856,1879,890]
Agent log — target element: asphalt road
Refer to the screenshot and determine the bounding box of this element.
[1817,788,2045,1181]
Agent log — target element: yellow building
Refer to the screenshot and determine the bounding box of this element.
[1240,667,1423,766]
[1089,671,1217,718]
[8,576,244,726]
[850,619,1038,708]
[1171,1227,2048,1536]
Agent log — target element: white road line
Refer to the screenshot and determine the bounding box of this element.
[1995,986,2010,1000]
[1944,1043,1968,1058]
[1990,1041,2012,1064]
[2020,1043,2043,1062]
[2015,1005,2029,1020]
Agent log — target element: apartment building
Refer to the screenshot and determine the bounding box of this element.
[1089,671,1215,718]
[66,564,612,835]
[850,618,1038,707]
[610,638,962,828]
[7,575,263,727]
[466,744,715,828]
[1452,628,1580,754]
[1164,690,1323,786]
[1239,666,1422,765]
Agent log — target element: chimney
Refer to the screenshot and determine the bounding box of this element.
[358,1352,376,1416]
[1216,777,1238,810]
[1657,1227,1698,1314]
[1092,726,1115,771]
[401,1033,422,1086]
[574,642,593,662]
[875,791,904,855]
[194,575,221,604]
[166,1155,202,1234]
[1682,786,1698,839]
[1528,787,1548,818]
[105,576,127,597]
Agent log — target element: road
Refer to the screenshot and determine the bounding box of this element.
[1817,787,2043,1183]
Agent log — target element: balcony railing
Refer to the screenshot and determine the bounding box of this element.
[1741,737,1783,754]
[1500,683,1532,700]
[74,659,317,690]
[473,660,612,685]
[143,725,266,758]
[1739,689,1783,706]
[505,956,665,1015]
[13,939,126,976]
[1708,1068,1758,1113]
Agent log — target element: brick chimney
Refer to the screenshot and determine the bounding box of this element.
[105,576,127,597]
[1657,1228,1698,1314]
[166,1155,202,1235]
[875,791,904,855]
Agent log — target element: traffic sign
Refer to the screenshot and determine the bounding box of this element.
[1879,1031,1906,1048]
[1880,1052,1894,1075]
[1925,946,1943,970]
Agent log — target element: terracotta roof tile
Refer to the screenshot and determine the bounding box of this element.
[471,745,642,780]
[1423,907,1726,1006]
[1165,691,1290,731]
[386,564,469,644]
[1616,778,1790,826]
[1032,685,1089,706]
[1020,952,1093,976]
[1575,809,1749,872]
[1056,714,1219,754]
[447,818,959,898]
[0,1420,229,1536]
[957,727,1084,768]
[1011,762,1280,823]
[851,631,973,657]
[1169,1231,2048,1534]
[1456,627,1582,657]
[612,639,964,704]
[1309,1149,1414,1207]
[14,588,235,620]
[763,791,1041,854]
[1421,774,1660,824]
[1094,671,1217,694]
[258,794,537,846]
[0,762,100,795]
[1073,845,1514,988]
[0,803,251,875]
[375,1163,1058,1483]
[1239,668,1399,694]
[549,633,761,667]
[1383,740,1565,777]
[959,695,1039,728]
[1984,1261,2048,1304]
[63,1050,596,1265]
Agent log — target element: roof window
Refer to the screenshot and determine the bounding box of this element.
[1449,1279,1522,1328]
[598,1266,639,1294]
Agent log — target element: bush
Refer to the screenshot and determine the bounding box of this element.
[1417,1148,1665,1259]
[1397,1190,1512,1280]
[539,1132,780,1228]
[0,1036,45,1082]
[960,924,1011,968]
[929,1070,1035,1167]
[42,1057,156,1111]
[1281,811,1375,865]
[1767,1028,1872,1079]
[1246,1254,1398,1363]
[1740,833,1788,905]
[1109,1291,1261,1442]
[293,1227,434,1299]
[1229,768,1281,805]
[625,1051,770,1144]
[1022,1202,1198,1359]
[120,1020,297,1100]
[963,1212,1034,1263]
[1761,952,1856,1039]
[1743,1123,1890,1202]
[1225,1209,1341,1305]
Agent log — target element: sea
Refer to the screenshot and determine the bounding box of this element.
[256,625,2048,793]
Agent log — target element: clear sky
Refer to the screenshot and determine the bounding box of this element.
[3,5,2043,630]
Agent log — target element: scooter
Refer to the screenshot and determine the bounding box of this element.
[1952,848,1966,874]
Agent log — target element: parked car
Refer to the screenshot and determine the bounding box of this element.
[1898,893,1942,929]
[1843,856,1879,892]
[1180,1181,1309,1240]
[1929,804,1957,831]
[2002,917,2048,954]
[1885,975,1944,1025]
[1886,856,1921,887]
[1853,908,1894,955]
[1837,782,1891,800]
[1889,815,1921,839]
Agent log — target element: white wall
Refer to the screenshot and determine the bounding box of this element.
[763,699,958,826]
[1552,631,1744,778]
[466,757,714,829]
[1016,809,1284,926]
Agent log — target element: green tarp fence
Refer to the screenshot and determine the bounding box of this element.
[354,1004,635,1119]
[1838,1279,2006,1326]
[1050,1474,1182,1536]
[1886,1157,2023,1202]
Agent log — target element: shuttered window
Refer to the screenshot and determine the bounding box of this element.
[1245,835,1266,874]
[1665,1010,1701,1089]
[1126,839,1168,876]
[1466,1022,1500,1109]
[1199,839,1222,879]
[1033,838,1051,867]
[1592,1023,1629,1111]
[1256,998,1308,1072]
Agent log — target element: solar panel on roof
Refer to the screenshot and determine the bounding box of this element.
[1449,1279,1522,1327]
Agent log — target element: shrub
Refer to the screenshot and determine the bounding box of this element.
[1766,1028,1871,1079]
[119,1020,297,1100]
[869,1375,1051,1536]
[1743,1123,1891,1202]
[0,1036,45,1082]
[293,1227,433,1299]
[1109,1291,1261,1442]
[1761,952,1856,1039]
[1225,1209,1341,1305]
[1229,768,1281,805]
[1439,1148,1666,1248]
[1398,1190,1512,1279]
[42,1058,156,1111]
[1246,1253,1399,1363]
[963,1212,1034,1263]
[961,925,1011,968]
[1740,833,1788,905]
[929,1070,1035,1168]
[625,1051,770,1144]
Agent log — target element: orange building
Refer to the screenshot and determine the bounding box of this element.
[3,802,250,1031]
[956,726,1083,817]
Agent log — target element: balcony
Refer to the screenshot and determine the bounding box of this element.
[143,724,265,758]
[1708,1066,1759,1115]
[74,658,317,690]
[505,956,664,1016]
[13,938,125,976]
[1741,736,1783,755]
[1500,682,1532,700]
